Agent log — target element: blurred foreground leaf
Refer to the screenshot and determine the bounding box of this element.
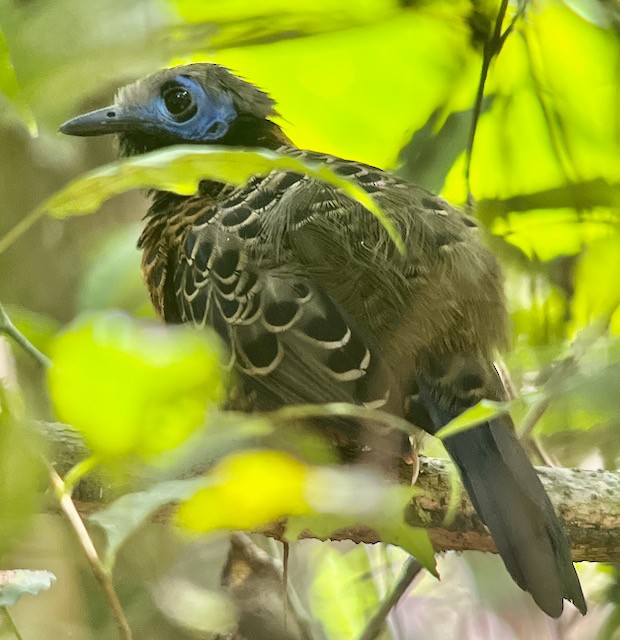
[177,449,312,532]
[0,388,41,557]
[2,305,61,358]
[435,399,509,440]
[0,145,403,256]
[308,546,383,640]
[0,570,56,606]
[90,477,209,569]
[154,577,237,637]
[77,225,151,316]
[176,448,435,574]
[0,26,36,134]
[287,466,436,575]
[48,311,225,460]
[571,234,620,333]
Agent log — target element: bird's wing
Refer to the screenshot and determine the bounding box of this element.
[170,174,399,417]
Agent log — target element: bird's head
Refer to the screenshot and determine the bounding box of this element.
[60,63,289,155]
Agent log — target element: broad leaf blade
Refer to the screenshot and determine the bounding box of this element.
[90,478,209,569]
[44,145,404,252]
[0,570,56,606]
[435,399,509,440]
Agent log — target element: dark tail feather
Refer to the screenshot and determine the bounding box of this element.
[442,419,586,617]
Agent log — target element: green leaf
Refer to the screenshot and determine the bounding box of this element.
[177,450,312,533]
[0,570,56,606]
[288,511,436,577]
[308,546,381,640]
[0,26,36,134]
[571,235,620,332]
[1,145,404,256]
[287,468,436,575]
[54,146,401,249]
[2,305,61,358]
[48,311,226,461]
[434,399,509,440]
[0,389,42,557]
[76,225,151,316]
[90,478,209,569]
[154,578,237,637]
[375,523,437,577]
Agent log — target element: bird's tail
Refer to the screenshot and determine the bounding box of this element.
[414,357,586,618]
[442,419,586,617]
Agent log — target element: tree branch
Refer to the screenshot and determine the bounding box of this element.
[41,421,620,564]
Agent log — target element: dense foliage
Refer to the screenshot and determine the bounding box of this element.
[0,1,618,638]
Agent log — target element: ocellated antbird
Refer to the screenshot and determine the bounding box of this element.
[60,63,586,617]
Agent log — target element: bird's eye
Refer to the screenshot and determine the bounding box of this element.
[162,85,197,121]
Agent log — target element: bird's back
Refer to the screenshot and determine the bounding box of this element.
[139,147,508,408]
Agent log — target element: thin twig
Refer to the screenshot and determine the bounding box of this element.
[518,319,609,441]
[0,303,50,368]
[47,465,133,640]
[240,534,315,640]
[282,540,289,631]
[268,402,419,438]
[520,394,554,440]
[498,0,528,48]
[1,606,25,640]
[532,437,558,468]
[465,0,512,203]
[359,558,423,640]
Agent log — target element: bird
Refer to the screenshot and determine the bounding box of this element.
[60,63,586,617]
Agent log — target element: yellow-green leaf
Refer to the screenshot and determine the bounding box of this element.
[435,399,509,440]
[48,311,225,460]
[177,449,312,532]
[0,389,42,557]
[0,26,37,134]
[308,546,381,640]
[90,478,210,569]
[571,235,620,333]
[1,145,403,256]
[376,523,437,577]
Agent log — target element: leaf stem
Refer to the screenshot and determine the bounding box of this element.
[0,302,50,368]
[268,402,419,438]
[47,465,133,640]
[63,455,100,496]
[519,318,610,441]
[1,606,25,640]
[465,0,515,203]
[0,206,46,257]
[358,558,423,640]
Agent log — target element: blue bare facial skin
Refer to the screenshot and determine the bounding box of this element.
[60,75,236,143]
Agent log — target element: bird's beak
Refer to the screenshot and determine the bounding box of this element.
[59,105,140,136]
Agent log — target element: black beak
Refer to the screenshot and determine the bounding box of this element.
[59,105,139,136]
